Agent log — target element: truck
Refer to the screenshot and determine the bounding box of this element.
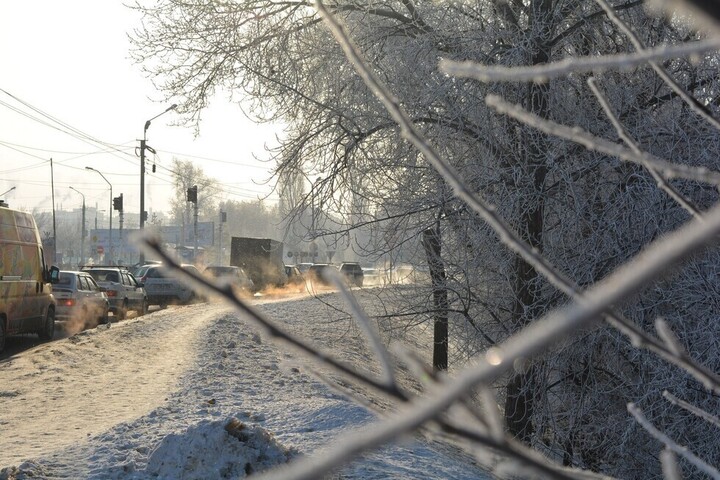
[229,237,287,291]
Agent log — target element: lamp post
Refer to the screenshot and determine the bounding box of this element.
[139,104,177,264]
[0,186,15,197]
[85,167,113,264]
[69,186,86,266]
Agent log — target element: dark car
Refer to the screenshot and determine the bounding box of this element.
[307,264,338,286]
[203,265,255,293]
[339,262,364,287]
[284,265,304,286]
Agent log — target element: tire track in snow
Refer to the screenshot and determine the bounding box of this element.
[0,303,225,466]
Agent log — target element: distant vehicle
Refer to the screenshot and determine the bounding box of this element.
[307,264,338,286]
[339,262,364,287]
[284,265,304,285]
[203,265,255,293]
[81,266,148,319]
[361,267,383,286]
[54,270,109,329]
[137,264,202,308]
[0,202,58,351]
[296,263,314,274]
[230,237,288,291]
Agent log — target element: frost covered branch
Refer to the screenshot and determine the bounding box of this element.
[588,77,704,219]
[440,38,720,82]
[628,403,720,478]
[485,94,720,185]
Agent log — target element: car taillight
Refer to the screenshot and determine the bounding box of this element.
[60,299,76,307]
[106,290,117,297]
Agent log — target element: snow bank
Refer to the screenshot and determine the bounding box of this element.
[144,417,296,479]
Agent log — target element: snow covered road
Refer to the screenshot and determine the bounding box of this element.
[0,291,488,479]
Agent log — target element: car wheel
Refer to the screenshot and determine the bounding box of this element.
[117,300,128,321]
[38,308,55,341]
[0,319,6,353]
[139,299,148,316]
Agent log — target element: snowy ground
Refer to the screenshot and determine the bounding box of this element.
[0,289,489,479]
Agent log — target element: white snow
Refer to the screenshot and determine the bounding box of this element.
[0,290,488,479]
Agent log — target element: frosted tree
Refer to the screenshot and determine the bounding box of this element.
[131,1,720,477]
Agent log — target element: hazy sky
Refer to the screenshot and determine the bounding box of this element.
[0,1,283,221]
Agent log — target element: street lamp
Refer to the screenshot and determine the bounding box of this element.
[139,104,177,264]
[85,167,113,264]
[140,104,177,229]
[0,186,16,197]
[69,187,86,266]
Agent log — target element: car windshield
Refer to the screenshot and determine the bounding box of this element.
[87,270,119,282]
[57,272,74,286]
[206,267,235,276]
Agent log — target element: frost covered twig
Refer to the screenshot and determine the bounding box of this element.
[439,38,720,82]
[663,390,720,429]
[593,0,720,133]
[588,77,704,219]
[628,403,720,478]
[485,94,720,185]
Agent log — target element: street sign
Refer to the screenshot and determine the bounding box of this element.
[96,245,104,254]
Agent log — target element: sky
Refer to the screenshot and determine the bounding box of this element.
[0,291,489,479]
[0,1,283,221]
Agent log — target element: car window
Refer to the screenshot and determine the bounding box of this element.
[87,275,101,292]
[77,275,88,291]
[127,273,139,286]
[147,268,164,278]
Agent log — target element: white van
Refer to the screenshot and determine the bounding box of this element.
[0,201,58,352]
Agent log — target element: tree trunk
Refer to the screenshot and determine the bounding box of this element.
[422,222,448,371]
[504,0,552,443]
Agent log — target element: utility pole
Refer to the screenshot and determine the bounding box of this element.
[187,185,198,262]
[86,167,113,264]
[114,194,124,264]
[139,104,177,265]
[50,158,57,264]
[217,210,226,264]
[69,187,86,266]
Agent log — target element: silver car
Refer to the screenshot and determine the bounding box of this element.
[137,264,202,308]
[54,271,109,330]
[82,266,148,320]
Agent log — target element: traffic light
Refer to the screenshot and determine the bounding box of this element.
[142,211,148,222]
[113,194,123,211]
[187,185,198,203]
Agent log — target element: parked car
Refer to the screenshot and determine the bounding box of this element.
[53,270,109,329]
[339,262,364,287]
[361,267,384,286]
[284,265,304,286]
[203,265,255,293]
[81,266,148,320]
[137,263,203,308]
[307,264,338,286]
